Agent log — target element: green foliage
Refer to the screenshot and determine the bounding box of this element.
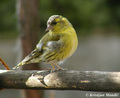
[39,0,120,35]
[0,0,16,31]
[0,0,120,39]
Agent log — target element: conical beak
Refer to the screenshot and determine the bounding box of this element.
[45,25,53,32]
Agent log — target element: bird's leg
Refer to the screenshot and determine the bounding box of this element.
[53,63,66,70]
[50,64,56,72]
[50,63,67,72]
[51,64,55,70]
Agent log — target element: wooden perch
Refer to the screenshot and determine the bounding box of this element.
[0,70,120,92]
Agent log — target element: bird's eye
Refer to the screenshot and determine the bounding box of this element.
[51,21,57,25]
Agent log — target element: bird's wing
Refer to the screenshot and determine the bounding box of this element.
[40,32,64,51]
[16,33,63,67]
[22,43,44,63]
[46,40,63,51]
[12,43,44,69]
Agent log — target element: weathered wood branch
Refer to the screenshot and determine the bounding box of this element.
[0,70,120,92]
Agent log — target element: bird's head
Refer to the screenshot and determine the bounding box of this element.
[46,15,72,32]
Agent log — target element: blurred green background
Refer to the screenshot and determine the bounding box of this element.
[0,0,120,98]
[0,0,120,39]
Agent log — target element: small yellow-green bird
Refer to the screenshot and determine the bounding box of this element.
[13,15,78,70]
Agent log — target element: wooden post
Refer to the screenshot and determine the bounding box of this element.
[16,0,43,97]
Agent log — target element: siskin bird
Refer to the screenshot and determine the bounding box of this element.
[13,15,78,70]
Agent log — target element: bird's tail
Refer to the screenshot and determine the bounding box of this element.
[12,55,31,69]
[12,62,23,69]
[12,56,41,70]
[12,49,41,69]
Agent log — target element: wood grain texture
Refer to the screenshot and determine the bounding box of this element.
[0,70,120,92]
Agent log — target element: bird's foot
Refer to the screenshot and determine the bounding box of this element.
[50,68,68,72]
